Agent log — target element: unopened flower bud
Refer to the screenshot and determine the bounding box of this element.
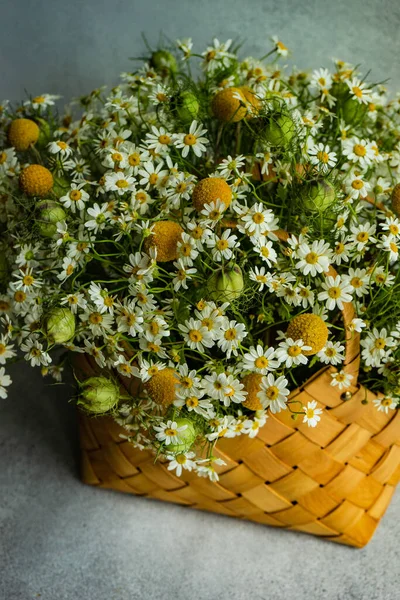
[264,113,296,147]
[36,200,66,237]
[150,50,177,75]
[207,264,244,303]
[175,91,199,122]
[299,179,336,212]
[44,307,75,344]
[78,376,120,414]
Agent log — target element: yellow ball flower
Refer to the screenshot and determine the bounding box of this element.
[286,313,329,356]
[8,118,40,151]
[211,87,247,122]
[192,177,232,212]
[242,373,264,411]
[144,367,179,406]
[391,183,400,216]
[19,164,54,197]
[144,220,184,262]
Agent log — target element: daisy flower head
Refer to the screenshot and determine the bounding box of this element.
[272,36,289,57]
[373,395,397,414]
[330,369,354,390]
[241,345,279,374]
[167,451,196,476]
[249,266,271,291]
[153,420,188,446]
[104,171,136,195]
[318,275,353,310]
[258,373,290,413]
[60,183,89,212]
[345,172,371,200]
[85,203,112,234]
[317,341,345,365]
[308,143,337,172]
[346,77,372,104]
[302,400,323,427]
[0,367,12,399]
[276,338,311,368]
[218,320,247,358]
[179,318,214,353]
[295,239,331,276]
[206,229,238,261]
[48,140,73,158]
[342,137,375,168]
[174,121,209,158]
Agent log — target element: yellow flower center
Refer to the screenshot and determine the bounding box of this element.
[352,86,363,98]
[0,152,7,164]
[356,232,369,243]
[183,134,197,146]
[216,239,229,251]
[116,179,129,188]
[306,408,315,419]
[89,312,103,324]
[350,277,363,288]
[353,144,366,157]
[70,190,82,201]
[335,242,345,255]
[374,338,386,350]
[382,398,393,407]
[288,345,302,357]
[255,356,269,369]
[165,428,177,437]
[352,179,363,190]
[390,242,398,254]
[14,290,26,302]
[33,96,45,104]
[57,141,68,151]
[389,224,400,236]
[224,328,237,341]
[252,212,264,224]
[66,265,74,276]
[158,134,171,145]
[189,329,203,342]
[328,287,341,299]
[129,153,140,166]
[149,173,158,185]
[22,275,34,286]
[306,251,319,264]
[111,152,123,162]
[266,385,279,400]
[317,151,329,163]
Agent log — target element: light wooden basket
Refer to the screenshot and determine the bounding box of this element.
[74,241,400,548]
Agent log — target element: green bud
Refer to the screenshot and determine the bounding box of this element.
[53,176,70,198]
[176,91,199,122]
[35,118,52,149]
[331,82,349,101]
[207,264,244,303]
[44,307,75,343]
[36,200,66,237]
[299,179,336,212]
[78,376,120,414]
[264,113,296,147]
[150,50,177,75]
[342,97,367,126]
[166,418,197,453]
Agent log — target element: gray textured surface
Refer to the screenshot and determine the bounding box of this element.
[1,360,400,600]
[1,1,400,598]
[1,0,400,104]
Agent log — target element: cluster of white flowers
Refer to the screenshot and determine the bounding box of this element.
[0,36,399,480]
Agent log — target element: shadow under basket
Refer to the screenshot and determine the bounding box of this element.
[77,358,400,549]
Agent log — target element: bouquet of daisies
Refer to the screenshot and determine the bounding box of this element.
[1,36,400,481]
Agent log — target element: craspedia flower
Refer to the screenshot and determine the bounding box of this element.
[240,86,261,117]
[19,164,53,197]
[391,183,400,216]
[241,373,264,410]
[78,376,120,414]
[166,418,197,453]
[144,220,184,262]
[8,118,40,151]
[44,307,75,344]
[286,313,329,356]
[211,87,247,122]
[144,367,179,406]
[192,177,232,212]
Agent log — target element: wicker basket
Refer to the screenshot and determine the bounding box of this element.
[74,249,400,547]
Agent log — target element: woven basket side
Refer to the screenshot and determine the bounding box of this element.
[76,354,400,548]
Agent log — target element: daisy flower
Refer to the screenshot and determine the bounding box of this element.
[0,335,16,364]
[104,171,136,195]
[218,320,247,358]
[342,137,375,168]
[172,259,197,291]
[206,229,238,261]
[348,318,367,333]
[346,77,372,104]
[317,341,345,365]
[200,199,227,227]
[318,275,354,310]
[310,68,333,91]
[249,266,270,291]
[296,239,331,276]
[302,400,323,427]
[220,374,247,407]
[258,373,290,413]
[380,235,399,262]
[238,203,275,236]
[217,154,246,178]
[253,237,278,268]
[145,126,173,154]
[85,203,112,234]
[308,143,337,172]
[48,140,73,157]
[60,292,87,314]
[272,36,289,57]
[373,396,397,414]
[276,338,311,368]
[343,268,370,297]
[0,367,12,399]
[167,451,196,476]
[241,345,279,373]
[60,184,89,212]
[381,217,400,239]
[330,370,354,390]
[179,318,214,352]
[153,420,188,446]
[20,336,51,367]
[25,94,59,110]
[345,172,371,199]
[174,120,209,158]
[349,222,377,252]
[138,161,168,190]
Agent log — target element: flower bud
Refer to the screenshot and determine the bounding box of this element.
[166,418,197,453]
[150,50,177,75]
[299,179,336,212]
[35,118,52,149]
[44,307,75,343]
[264,113,296,147]
[78,376,120,414]
[176,91,199,122]
[36,200,66,237]
[342,97,367,126]
[207,264,244,303]
[53,176,70,198]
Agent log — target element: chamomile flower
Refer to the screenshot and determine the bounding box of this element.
[342,137,375,168]
[258,373,290,413]
[104,171,136,195]
[0,335,16,364]
[345,172,371,199]
[308,143,337,172]
[206,229,238,261]
[276,338,311,368]
[20,336,51,367]
[145,126,173,154]
[48,140,73,157]
[217,155,246,178]
[317,341,345,365]
[318,275,354,310]
[0,367,12,399]
[373,396,397,414]
[85,203,112,234]
[302,400,323,427]
[179,318,214,352]
[330,370,354,390]
[296,239,331,276]
[249,266,270,291]
[349,222,377,252]
[242,345,279,374]
[154,420,188,446]
[174,121,209,158]
[172,259,197,291]
[238,203,275,236]
[166,451,196,476]
[60,184,89,212]
[346,77,372,104]
[218,321,247,358]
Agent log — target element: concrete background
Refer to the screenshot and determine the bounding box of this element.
[1,1,400,598]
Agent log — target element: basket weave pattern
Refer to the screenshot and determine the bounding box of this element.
[77,353,400,548]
